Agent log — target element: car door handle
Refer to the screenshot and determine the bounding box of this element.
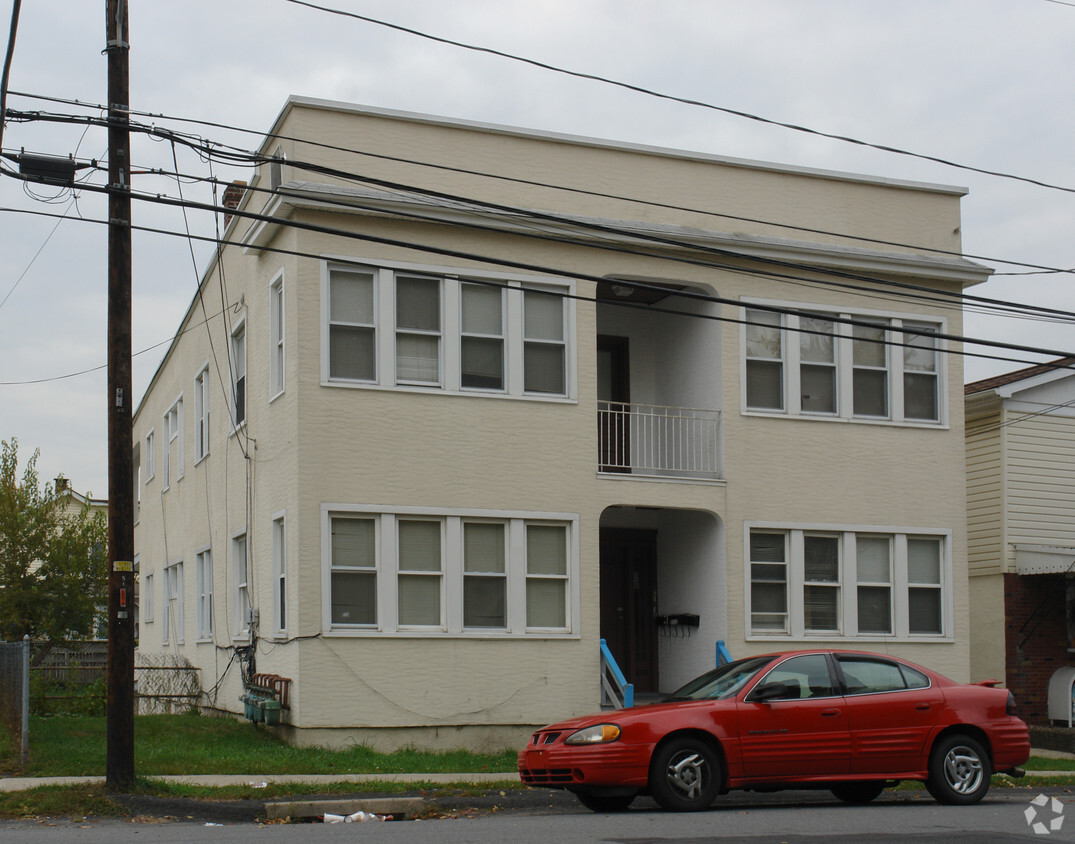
[915,703,931,711]
[820,709,842,717]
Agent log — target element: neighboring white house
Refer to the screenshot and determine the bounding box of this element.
[132,97,991,750]
[966,357,1075,724]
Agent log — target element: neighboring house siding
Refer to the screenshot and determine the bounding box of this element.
[966,410,1004,576]
[1006,413,1075,550]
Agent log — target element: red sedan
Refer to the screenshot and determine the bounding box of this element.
[518,650,1029,812]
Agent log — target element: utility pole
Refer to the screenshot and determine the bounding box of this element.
[105,0,135,789]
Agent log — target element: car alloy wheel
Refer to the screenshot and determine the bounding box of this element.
[649,736,721,812]
[926,734,991,805]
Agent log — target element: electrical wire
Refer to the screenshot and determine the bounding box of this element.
[282,0,1075,196]
[6,93,1074,278]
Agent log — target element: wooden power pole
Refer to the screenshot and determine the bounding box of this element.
[105,0,135,789]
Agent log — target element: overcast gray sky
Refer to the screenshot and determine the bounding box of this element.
[1,0,1072,497]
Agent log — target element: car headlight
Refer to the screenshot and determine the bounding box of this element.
[564,724,622,745]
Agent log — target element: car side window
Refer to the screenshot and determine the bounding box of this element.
[837,657,925,695]
[757,654,836,699]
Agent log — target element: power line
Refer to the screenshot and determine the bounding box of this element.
[2,177,1073,376]
[282,0,1075,196]
[6,93,1074,279]
[6,107,1070,333]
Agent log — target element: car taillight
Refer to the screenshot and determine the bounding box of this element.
[1007,691,1017,716]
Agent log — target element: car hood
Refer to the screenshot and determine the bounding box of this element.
[535,699,718,733]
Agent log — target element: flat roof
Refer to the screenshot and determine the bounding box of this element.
[270,95,970,198]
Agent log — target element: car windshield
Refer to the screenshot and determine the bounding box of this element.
[663,656,774,701]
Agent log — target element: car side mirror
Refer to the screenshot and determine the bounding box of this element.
[748,681,789,702]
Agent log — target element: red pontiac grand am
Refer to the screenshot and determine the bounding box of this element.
[518,650,1029,812]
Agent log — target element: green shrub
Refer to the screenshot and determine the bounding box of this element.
[30,675,105,717]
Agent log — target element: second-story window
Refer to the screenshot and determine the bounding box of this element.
[231,322,247,426]
[194,366,210,461]
[324,262,573,399]
[742,302,945,425]
[395,275,441,385]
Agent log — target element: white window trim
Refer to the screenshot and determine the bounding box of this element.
[269,271,286,401]
[272,511,287,635]
[194,362,211,464]
[142,571,154,624]
[321,503,580,638]
[144,430,155,482]
[162,395,184,490]
[739,299,947,427]
[230,314,247,431]
[745,521,953,643]
[194,546,213,641]
[231,530,250,640]
[321,258,577,402]
[163,559,184,645]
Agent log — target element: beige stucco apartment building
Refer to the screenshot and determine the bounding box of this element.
[132,97,991,749]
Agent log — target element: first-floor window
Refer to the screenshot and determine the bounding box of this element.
[463,521,506,628]
[325,508,576,635]
[195,550,213,639]
[143,572,155,624]
[273,516,287,632]
[397,519,443,627]
[747,524,950,639]
[525,524,568,628]
[164,561,184,644]
[750,532,787,632]
[330,517,377,626]
[232,533,249,635]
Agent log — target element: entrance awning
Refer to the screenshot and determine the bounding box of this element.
[1014,544,1075,575]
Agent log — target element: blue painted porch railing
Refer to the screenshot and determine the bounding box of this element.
[599,638,634,709]
[716,639,732,666]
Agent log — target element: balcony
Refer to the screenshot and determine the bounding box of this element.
[598,402,722,480]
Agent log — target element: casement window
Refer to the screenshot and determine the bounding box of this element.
[270,274,285,398]
[231,321,247,426]
[164,561,184,645]
[272,515,286,633]
[232,533,250,636]
[195,549,213,639]
[163,398,183,489]
[194,366,210,462]
[323,262,574,399]
[742,304,944,424]
[747,525,950,640]
[324,507,577,636]
[144,430,155,481]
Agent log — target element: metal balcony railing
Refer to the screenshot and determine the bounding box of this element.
[598,402,722,479]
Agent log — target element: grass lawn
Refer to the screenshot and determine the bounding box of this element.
[2,713,518,778]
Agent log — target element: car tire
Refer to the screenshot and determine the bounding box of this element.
[830,781,885,804]
[926,734,991,805]
[648,735,721,812]
[574,790,636,813]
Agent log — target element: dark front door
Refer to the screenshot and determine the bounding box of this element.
[600,528,658,693]
[597,336,630,472]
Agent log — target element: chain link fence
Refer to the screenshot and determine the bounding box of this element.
[0,636,30,764]
[2,639,203,767]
